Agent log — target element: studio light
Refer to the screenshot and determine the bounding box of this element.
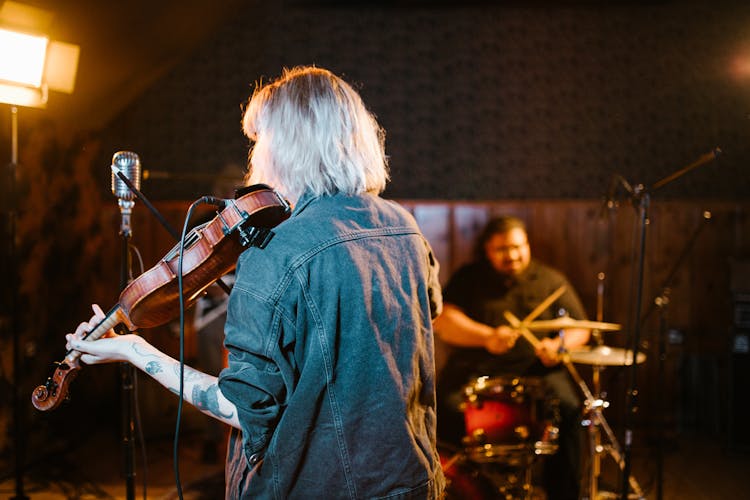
[0,5,79,108]
[0,28,48,86]
[0,3,80,499]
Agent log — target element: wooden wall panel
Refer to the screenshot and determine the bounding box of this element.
[133,200,741,363]
[134,199,748,359]
[410,204,452,286]
[451,204,490,270]
[131,198,747,431]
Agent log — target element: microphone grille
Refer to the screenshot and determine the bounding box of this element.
[111,151,142,200]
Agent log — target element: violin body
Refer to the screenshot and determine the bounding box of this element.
[120,186,289,328]
[31,185,291,411]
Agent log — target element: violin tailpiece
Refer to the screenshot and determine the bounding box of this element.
[239,226,274,249]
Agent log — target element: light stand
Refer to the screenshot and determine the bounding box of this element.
[607,148,721,500]
[0,15,79,498]
[6,104,29,500]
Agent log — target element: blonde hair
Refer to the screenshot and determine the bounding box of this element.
[242,66,389,200]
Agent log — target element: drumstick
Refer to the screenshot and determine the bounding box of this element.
[503,310,542,349]
[520,284,567,326]
[504,310,596,402]
[500,284,567,350]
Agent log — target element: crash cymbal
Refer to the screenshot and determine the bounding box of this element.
[566,345,646,366]
[524,317,621,332]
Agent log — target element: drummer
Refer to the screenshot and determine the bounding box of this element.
[434,215,589,500]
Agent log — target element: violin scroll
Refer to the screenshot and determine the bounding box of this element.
[31,359,81,411]
[32,304,128,411]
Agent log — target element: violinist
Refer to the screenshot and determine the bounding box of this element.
[66,66,445,499]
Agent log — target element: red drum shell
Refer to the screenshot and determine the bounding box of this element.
[461,376,558,463]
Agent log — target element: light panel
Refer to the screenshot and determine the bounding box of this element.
[0,27,48,87]
[0,80,47,108]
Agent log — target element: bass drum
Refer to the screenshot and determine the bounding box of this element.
[461,375,559,465]
[439,445,496,500]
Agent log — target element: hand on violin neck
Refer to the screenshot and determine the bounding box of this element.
[66,303,128,365]
[67,331,149,365]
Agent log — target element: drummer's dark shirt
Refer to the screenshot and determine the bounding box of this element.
[439,259,587,390]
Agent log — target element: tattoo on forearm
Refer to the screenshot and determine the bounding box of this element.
[145,361,163,375]
[173,364,203,381]
[141,357,231,420]
[132,343,159,358]
[192,384,234,419]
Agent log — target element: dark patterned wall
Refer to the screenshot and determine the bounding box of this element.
[99,2,750,201]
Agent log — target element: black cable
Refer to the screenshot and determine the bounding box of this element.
[174,197,208,500]
[114,170,232,296]
[113,172,232,499]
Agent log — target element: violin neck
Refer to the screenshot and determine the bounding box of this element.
[65,305,131,364]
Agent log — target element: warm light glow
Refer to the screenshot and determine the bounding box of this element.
[0,28,48,87]
[0,80,47,107]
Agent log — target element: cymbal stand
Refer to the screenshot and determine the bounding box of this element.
[503,309,643,498]
[560,354,644,500]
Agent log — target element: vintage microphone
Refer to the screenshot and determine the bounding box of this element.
[111,151,142,238]
[110,150,142,500]
[111,158,233,296]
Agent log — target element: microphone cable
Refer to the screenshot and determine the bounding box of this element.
[174,196,223,500]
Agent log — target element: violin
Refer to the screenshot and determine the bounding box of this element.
[31,184,291,411]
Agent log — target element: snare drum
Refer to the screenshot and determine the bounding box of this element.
[460,375,559,464]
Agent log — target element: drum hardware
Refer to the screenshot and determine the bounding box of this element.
[444,287,610,499]
[440,444,544,500]
[464,426,532,446]
[461,376,560,464]
[439,446,497,500]
[456,374,560,499]
[504,310,645,499]
[573,356,646,500]
[450,287,632,499]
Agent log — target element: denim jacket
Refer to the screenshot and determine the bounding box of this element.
[218,190,444,499]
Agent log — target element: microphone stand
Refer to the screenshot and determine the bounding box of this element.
[612,148,721,500]
[115,192,137,500]
[110,164,246,500]
[638,211,711,500]
[619,184,649,500]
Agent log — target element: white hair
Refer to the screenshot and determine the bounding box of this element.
[242,66,389,201]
